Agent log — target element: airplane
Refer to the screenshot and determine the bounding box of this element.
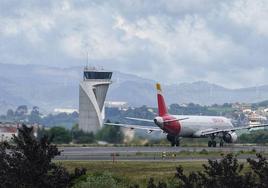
[105,83,268,147]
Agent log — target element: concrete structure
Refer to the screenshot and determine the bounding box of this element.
[79,67,112,133]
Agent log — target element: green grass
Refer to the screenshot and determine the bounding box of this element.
[102,150,266,159]
[58,155,262,187]
[59,161,204,187]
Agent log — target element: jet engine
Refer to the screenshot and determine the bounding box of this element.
[154,116,164,128]
[223,132,238,143]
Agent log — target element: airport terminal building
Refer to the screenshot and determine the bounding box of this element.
[79,67,112,133]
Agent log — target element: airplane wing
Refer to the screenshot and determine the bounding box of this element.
[104,122,162,132]
[125,117,154,123]
[199,124,268,136]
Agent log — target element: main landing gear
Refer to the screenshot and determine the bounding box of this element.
[208,140,216,147]
[207,135,224,147]
[219,139,224,147]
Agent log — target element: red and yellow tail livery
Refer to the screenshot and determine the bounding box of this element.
[156,83,168,116]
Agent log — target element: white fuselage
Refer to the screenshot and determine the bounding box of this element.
[173,115,233,137]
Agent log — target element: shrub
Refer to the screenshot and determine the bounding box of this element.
[199,149,208,155]
[73,172,117,188]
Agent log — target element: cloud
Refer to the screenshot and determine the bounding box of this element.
[1,0,268,88]
[228,0,268,37]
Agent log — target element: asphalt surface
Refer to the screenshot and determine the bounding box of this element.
[55,145,268,161]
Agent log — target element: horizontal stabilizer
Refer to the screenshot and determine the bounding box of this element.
[104,122,161,132]
[125,117,154,123]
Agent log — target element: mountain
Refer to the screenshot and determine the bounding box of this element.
[0,63,268,114]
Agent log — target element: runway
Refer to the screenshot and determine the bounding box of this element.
[55,145,268,161]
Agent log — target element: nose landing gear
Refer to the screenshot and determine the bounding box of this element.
[175,139,180,147]
[167,134,180,147]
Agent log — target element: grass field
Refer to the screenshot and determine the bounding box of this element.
[60,160,204,187]
[70,149,264,160]
[58,151,260,187]
[57,148,267,187]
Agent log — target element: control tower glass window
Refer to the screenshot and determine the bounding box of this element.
[84,72,112,80]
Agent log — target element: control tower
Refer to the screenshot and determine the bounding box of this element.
[79,67,112,133]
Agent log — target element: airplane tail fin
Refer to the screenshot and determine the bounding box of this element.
[156,83,168,116]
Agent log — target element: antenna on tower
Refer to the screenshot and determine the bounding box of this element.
[87,51,89,68]
[83,40,90,69]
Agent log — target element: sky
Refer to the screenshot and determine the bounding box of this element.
[1,0,268,88]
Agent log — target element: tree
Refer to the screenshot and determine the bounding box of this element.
[71,124,95,144]
[96,122,124,144]
[175,166,202,188]
[174,153,257,188]
[15,105,28,118]
[147,178,167,188]
[0,124,86,188]
[239,130,268,144]
[197,153,252,188]
[247,153,268,188]
[41,112,78,128]
[6,109,14,119]
[28,106,41,124]
[47,126,72,144]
